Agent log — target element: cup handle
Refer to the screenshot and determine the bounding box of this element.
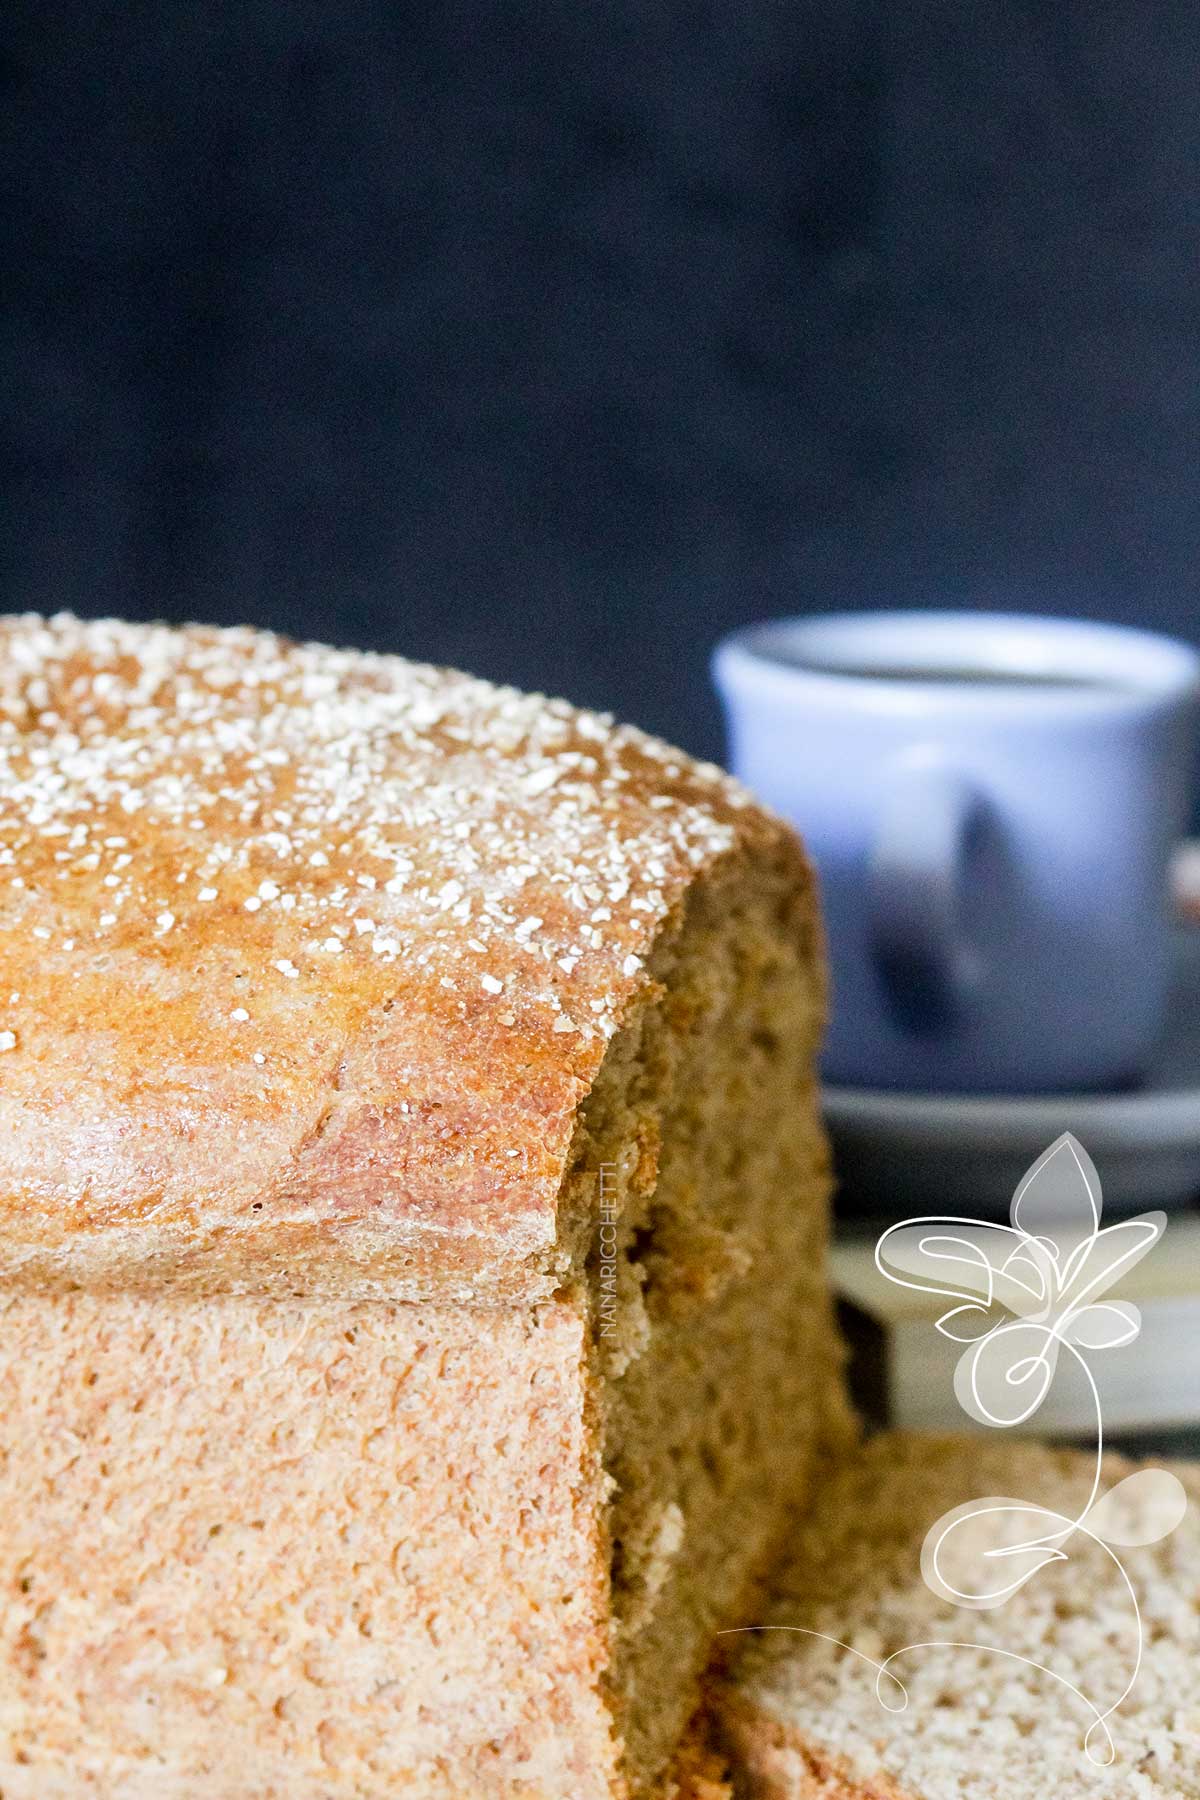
[867,761,987,1035]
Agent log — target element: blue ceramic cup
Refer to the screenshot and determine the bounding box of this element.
[713,612,1200,1094]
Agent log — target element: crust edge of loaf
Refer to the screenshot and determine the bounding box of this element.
[0,825,819,1304]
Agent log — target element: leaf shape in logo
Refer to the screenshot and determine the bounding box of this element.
[935,1300,1011,1344]
[921,1497,1069,1609]
[997,1238,1054,1314]
[876,1222,1051,1319]
[1059,1214,1166,1313]
[1061,1301,1141,1351]
[1010,1134,1102,1276]
[1082,1469,1189,1547]
[876,1222,998,1304]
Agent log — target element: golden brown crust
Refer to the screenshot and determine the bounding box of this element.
[0,614,806,1299]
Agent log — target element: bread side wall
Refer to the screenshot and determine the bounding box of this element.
[0,1291,619,1799]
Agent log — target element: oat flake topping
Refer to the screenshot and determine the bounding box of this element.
[0,614,749,1048]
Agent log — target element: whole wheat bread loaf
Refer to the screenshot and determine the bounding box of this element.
[0,614,843,1798]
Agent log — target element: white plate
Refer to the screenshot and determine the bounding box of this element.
[824,931,1200,1217]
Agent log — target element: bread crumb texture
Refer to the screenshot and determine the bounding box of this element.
[714,1433,1200,1799]
[0,1290,626,1797]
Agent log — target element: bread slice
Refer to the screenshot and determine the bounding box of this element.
[711,1433,1200,1798]
[0,615,844,1798]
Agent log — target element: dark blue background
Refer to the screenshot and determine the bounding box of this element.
[7,2,1200,760]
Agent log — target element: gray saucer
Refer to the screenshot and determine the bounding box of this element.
[824,931,1200,1218]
